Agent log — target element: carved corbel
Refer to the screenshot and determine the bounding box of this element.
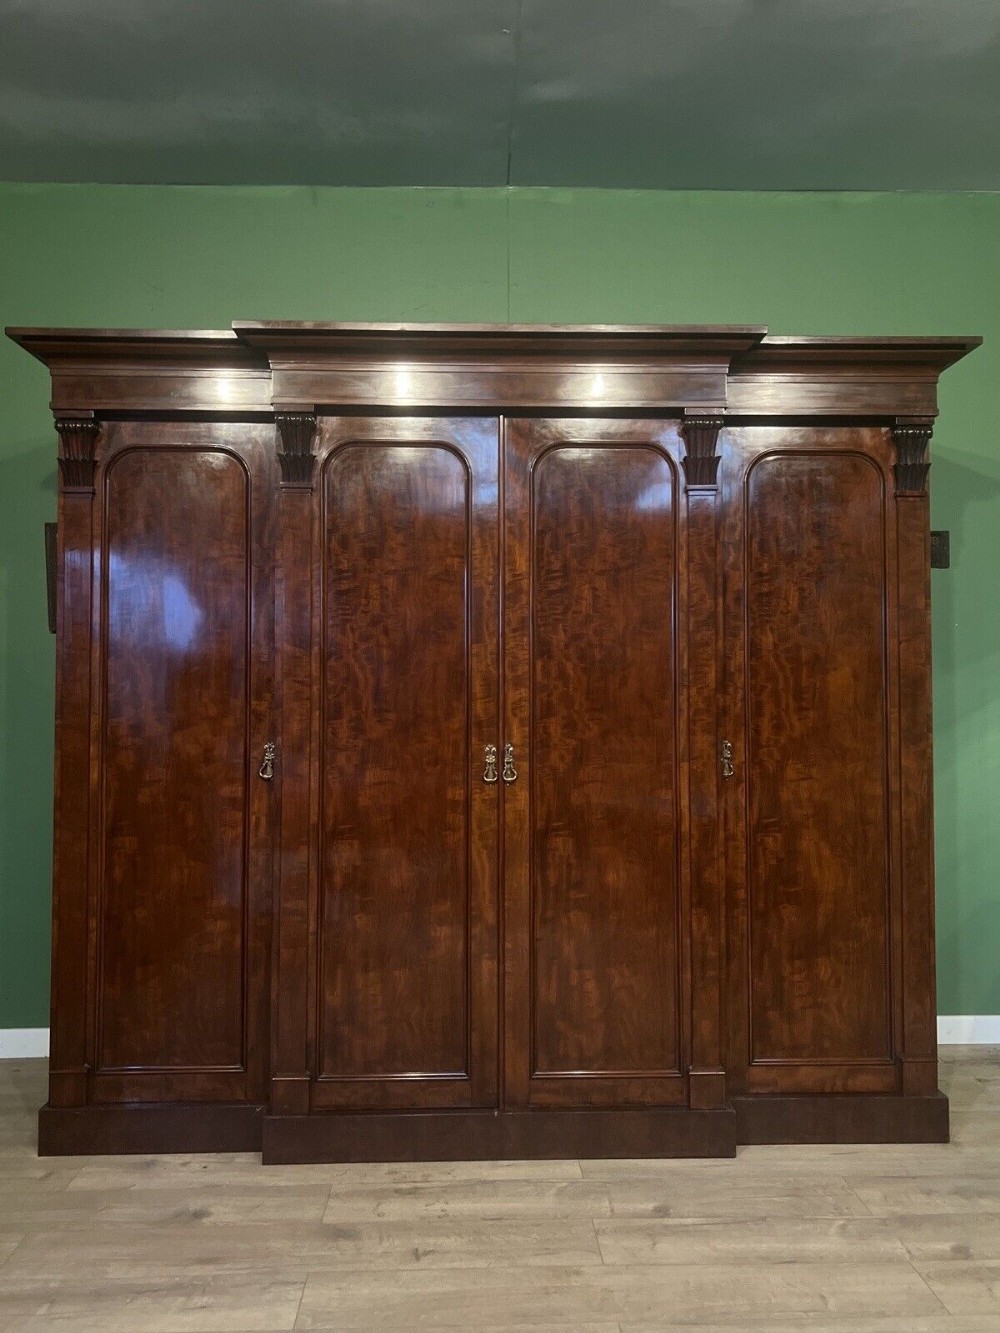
[276,413,318,488]
[55,417,101,493]
[680,414,724,489]
[892,421,933,497]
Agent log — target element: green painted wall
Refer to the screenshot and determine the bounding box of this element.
[1,183,998,1026]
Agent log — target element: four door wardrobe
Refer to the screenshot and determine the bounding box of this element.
[8,321,980,1162]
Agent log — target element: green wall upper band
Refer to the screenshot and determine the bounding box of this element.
[0,183,996,1024]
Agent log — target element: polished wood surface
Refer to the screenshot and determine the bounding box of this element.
[4,1050,1000,1329]
[727,335,980,418]
[7,321,980,1158]
[504,419,683,1109]
[735,1092,948,1144]
[99,443,250,1075]
[733,433,895,1095]
[47,419,100,1110]
[264,1107,735,1163]
[270,412,317,1119]
[92,423,276,1105]
[11,324,977,417]
[6,327,272,414]
[895,423,941,1096]
[236,321,766,413]
[321,441,471,1079]
[679,414,727,1111]
[313,418,500,1111]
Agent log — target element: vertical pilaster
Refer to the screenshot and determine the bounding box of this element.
[892,418,939,1095]
[49,416,100,1108]
[270,412,318,1116]
[680,413,726,1109]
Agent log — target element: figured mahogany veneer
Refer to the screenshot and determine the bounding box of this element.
[7,322,980,1160]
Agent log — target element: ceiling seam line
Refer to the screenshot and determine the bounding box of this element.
[504,0,523,319]
[505,0,524,189]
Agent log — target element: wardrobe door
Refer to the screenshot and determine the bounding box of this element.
[723,429,899,1095]
[310,417,500,1111]
[90,422,275,1105]
[503,419,685,1108]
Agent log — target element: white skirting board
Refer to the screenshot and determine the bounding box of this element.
[937,1016,1000,1044]
[0,1029,49,1058]
[0,1021,998,1059]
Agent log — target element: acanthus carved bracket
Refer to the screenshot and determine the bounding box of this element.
[892,422,933,497]
[276,413,318,488]
[55,418,101,493]
[680,415,724,489]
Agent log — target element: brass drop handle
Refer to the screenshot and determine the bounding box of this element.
[502,743,517,784]
[483,744,498,784]
[720,739,734,779]
[259,742,276,781]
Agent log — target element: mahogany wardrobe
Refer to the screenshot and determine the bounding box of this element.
[9,322,979,1162]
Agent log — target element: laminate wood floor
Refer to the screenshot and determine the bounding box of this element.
[1,1049,999,1330]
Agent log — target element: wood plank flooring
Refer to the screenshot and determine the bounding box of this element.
[0,1047,998,1329]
